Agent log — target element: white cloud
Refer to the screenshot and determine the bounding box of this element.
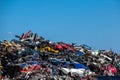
[8,32,12,35]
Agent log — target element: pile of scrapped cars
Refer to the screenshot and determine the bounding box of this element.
[0,30,120,80]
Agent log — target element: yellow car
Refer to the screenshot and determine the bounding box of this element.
[4,40,12,47]
[3,41,19,52]
[41,46,59,53]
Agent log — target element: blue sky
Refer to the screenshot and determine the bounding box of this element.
[0,0,120,53]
